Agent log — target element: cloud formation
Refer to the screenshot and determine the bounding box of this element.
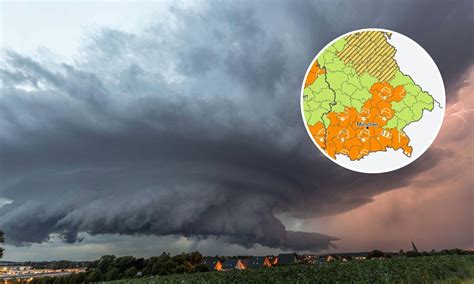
[0,0,473,253]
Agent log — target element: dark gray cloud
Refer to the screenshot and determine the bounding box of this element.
[0,0,473,253]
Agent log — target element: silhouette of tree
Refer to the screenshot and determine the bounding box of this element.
[0,230,4,259]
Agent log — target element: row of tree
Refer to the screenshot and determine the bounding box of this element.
[30,252,209,284]
[364,249,472,259]
[400,248,472,257]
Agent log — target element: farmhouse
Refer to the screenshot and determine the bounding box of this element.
[268,255,278,265]
[319,255,337,262]
[221,259,246,270]
[246,256,272,269]
[275,253,298,265]
[202,258,222,271]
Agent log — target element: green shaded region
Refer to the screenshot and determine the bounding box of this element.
[342,81,357,95]
[303,73,335,126]
[350,98,365,111]
[332,37,346,52]
[317,38,346,67]
[387,70,435,130]
[326,71,348,90]
[352,89,371,102]
[360,73,378,89]
[396,108,415,123]
[303,38,351,127]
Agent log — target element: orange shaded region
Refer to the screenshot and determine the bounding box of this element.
[308,121,326,149]
[308,82,413,160]
[304,61,326,87]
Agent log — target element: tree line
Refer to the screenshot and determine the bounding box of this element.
[30,252,209,284]
[0,230,4,259]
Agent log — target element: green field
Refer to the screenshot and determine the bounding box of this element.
[103,255,474,283]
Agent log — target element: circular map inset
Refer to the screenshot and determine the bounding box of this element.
[301,29,445,174]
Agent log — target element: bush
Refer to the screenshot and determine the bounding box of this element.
[406,250,421,257]
[195,264,210,272]
[123,267,138,279]
[367,250,385,259]
[69,272,87,284]
[98,255,116,272]
[104,267,121,281]
[113,256,137,273]
[86,269,103,282]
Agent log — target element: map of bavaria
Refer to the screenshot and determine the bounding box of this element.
[301,29,445,173]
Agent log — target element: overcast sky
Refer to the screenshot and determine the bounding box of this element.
[0,0,473,261]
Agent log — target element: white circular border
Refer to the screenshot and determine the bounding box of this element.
[300,28,446,174]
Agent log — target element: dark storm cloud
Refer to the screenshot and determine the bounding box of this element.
[0,0,472,252]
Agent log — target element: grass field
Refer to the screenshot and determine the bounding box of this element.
[103,255,474,283]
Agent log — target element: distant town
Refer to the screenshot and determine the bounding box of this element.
[0,264,86,284]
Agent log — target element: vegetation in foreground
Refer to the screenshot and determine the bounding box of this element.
[103,255,474,284]
[26,250,474,284]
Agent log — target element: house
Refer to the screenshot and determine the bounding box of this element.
[275,253,298,265]
[344,252,368,260]
[299,254,319,264]
[221,259,246,270]
[353,256,366,260]
[325,255,337,262]
[268,255,278,265]
[246,256,272,269]
[317,254,337,262]
[202,258,222,271]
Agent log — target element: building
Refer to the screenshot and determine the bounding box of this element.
[324,255,337,262]
[275,253,298,266]
[318,252,369,262]
[221,259,246,270]
[202,258,222,271]
[246,256,272,269]
[300,254,318,264]
[349,252,368,260]
[268,255,278,265]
